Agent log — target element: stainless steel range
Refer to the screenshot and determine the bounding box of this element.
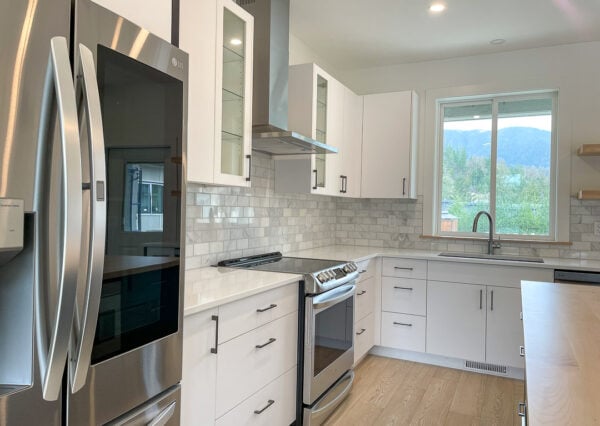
[218,252,359,425]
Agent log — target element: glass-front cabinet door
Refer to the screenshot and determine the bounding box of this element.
[313,75,328,190]
[214,0,253,187]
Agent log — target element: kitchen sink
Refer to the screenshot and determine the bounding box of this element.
[438,252,544,263]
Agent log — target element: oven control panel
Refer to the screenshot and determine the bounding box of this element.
[315,262,358,287]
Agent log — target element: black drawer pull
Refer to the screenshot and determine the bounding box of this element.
[393,322,413,327]
[359,270,367,274]
[356,328,366,335]
[394,266,414,271]
[256,303,277,313]
[255,337,276,349]
[254,399,275,415]
[357,290,367,296]
[393,286,413,291]
[211,315,219,354]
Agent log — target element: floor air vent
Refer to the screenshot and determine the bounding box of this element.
[465,360,507,374]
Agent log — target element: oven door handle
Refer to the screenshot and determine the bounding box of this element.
[311,370,355,421]
[69,43,107,394]
[312,284,356,311]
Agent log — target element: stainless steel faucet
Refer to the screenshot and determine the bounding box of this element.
[472,211,500,255]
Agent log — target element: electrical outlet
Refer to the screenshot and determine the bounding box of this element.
[595,222,600,236]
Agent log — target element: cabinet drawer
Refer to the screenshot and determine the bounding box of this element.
[382,258,427,279]
[427,261,553,288]
[356,258,375,282]
[354,313,374,364]
[215,312,298,417]
[218,283,298,343]
[355,276,374,321]
[215,367,297,426]
[381,277,426,316]
[381,312,426,352]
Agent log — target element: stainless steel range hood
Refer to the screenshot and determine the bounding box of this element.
[238,0,338,156]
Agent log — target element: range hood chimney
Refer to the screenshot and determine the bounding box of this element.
[237,0,338,156]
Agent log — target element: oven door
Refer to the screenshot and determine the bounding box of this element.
[304,283,355,405]
[67,1,187,424]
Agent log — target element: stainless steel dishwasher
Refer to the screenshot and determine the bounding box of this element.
[554,269,600,284]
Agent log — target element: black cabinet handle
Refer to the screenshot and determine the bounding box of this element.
[210,315,219,354]
[357,290,367,296]
[254,399,275,415]
[256,303,277,313]
[340,175,344,193]
[255,337,276,349]
[356,328,366,335]
[312,169,318,190]
[393,286,413,291]
[480,290,483,310]
[402,177,406,195]
[246,155,251,182]
[393,322,412,327]
[490,290,494,311]
[394,266,413,271]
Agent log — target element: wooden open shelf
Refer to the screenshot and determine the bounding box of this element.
[577,144,600,156]
[577,189,600,200]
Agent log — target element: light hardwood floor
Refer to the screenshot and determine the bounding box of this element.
[324,355,524,426]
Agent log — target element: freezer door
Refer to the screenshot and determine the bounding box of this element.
[0,0,70,212]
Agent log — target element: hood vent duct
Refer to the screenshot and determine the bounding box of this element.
[237,0,338,155]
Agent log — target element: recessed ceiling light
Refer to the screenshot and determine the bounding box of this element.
[429,3,446,12]
[490,38,506,45]
[230,38,242,46]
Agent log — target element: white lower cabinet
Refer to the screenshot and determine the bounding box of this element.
[426,280,486,361]
[353,259,377,365]
[381,277,426,316]
[182,308,218,426]
[354,313,374,363]
[486,286,525,368]
[215,367,297,426]
[182,284,298,426]
[355,277,374,322]
[215,312,298,417]
[381,312,426,352]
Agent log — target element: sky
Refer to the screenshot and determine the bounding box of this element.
[444,115,552,132]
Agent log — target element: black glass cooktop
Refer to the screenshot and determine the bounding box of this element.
[217,252,345,274]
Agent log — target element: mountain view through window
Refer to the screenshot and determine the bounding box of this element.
[439,95,554,237]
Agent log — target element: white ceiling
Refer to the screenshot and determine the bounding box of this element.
[290,0,600,70]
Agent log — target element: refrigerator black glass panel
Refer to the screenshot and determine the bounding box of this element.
[313,297,353,377]
[93,45,183,363]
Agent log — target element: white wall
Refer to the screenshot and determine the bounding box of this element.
[289,34,341,77]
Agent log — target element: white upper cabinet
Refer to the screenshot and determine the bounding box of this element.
[92,0,172,41]
[181,0,253,187]
[361,91,418,199]
[340,87,363,198]
[279,63,343,195]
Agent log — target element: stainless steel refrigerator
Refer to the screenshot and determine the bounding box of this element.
[0,0,187,424]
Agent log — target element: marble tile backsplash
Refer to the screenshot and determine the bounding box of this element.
[186,153,600,268]
[185,153,337,269]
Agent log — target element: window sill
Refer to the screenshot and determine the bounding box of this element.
[420,234,572,246]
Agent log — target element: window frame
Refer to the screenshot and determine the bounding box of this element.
[435,91,558,241]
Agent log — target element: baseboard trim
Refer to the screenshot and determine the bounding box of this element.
[368,346,525,380]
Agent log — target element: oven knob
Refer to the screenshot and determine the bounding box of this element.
[326,270,334,280]
[343,265,351,273]
[317,273,326,282]
[350,263,357,271]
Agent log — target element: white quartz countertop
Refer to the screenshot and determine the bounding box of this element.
[184,267,301,316]
[287,245,600,272]
[184,245,600,317]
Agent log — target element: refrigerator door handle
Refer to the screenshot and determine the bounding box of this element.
[69,43,107,393]
[34,36,83,401]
